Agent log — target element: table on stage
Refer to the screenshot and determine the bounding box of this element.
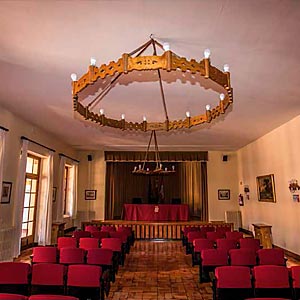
[122,203,189,221]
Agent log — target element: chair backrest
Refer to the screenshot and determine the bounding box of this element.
[57,237,77,249]
[117,226,132,235]
[206,231,225,242]
[200,225,215,234]
[79,237,100,250]
[0,262,31,284]
[229,248,257,266]
[215,225,232,234]
[290,265,300,288]
[193,238,214,252]
[225,231,243,241]
[31,263,65,285]
[91,231,110,240]
[59,248,85,265]
[84,225,100,233]
[215,266,252,288]
[216,239,238,252]
[0,294,28,300]
[253,265,290,288]
[100,225,116,232]
[201,249,228,266]
[67,265,102,287]
[183,226,200,236]
[257,248,285,265]
[101,238,122,252]
[109,232,127,243]
[239,238,261,251]
[32,247,58,264]
[86,248,113,266]
[72,231,91,239]
[29,295,79,300]
[187,231,206,243]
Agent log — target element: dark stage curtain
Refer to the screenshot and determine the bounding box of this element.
[105,161,208,221]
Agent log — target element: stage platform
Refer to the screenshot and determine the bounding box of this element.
[81,220,233,240]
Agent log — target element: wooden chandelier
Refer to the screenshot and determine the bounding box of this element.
[71,37,233,131]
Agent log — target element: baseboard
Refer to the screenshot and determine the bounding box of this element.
[274,244,300,261]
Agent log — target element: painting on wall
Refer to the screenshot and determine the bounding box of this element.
[218,189,230,200]
[256,174,276,202]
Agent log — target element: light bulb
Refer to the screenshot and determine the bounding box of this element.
[186,111,190,118]
[223,64,230,72]
[206,104,211,111]
[219,93,225,101]
[163,42,170,51]
[143,116,147,122]
[99,109,104,115]
[204,49,211,59]
[121,114,125,120]
[71,73,77,81]
[90,57,96,66]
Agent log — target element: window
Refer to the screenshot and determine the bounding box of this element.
[21,154,40,247]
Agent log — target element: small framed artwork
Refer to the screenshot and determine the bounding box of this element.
[218,189,230,200]
[52,187,57,202]
[85,189,97,200]
[1,181,12,204]
[256,174,276,202]
[293,194,300,203]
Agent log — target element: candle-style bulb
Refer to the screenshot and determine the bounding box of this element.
[90,57,96,66]
[223,64,230,72]
[143,116,147,122]
[121,114,125,120]
[163,42,170,51]
[219,93,225,101]
[99,108,104,115]
[186,111,191,118]
[71,73,77,81]
[204,49,211,59]
[206,104,211,111]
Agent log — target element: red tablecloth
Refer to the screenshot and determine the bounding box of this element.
[123,204,189,221]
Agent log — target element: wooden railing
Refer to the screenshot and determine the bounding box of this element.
[81,220,233,240]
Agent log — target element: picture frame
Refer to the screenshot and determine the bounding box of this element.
[218,189,230,200]
[52,187,57,202]
[85,189,97,200]
[256,174,276,202]
[1,181,12,204]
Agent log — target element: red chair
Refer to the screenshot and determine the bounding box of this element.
[57,237,77,249]
[85,225,100,233]
[100,225,116,232]
[29,295,79,300]
[213,266,253,300]
[290,265,300,300]
[192,238,214,266]
[102,237,124,266]
[0,262,31,295]
[109,231,129,253]
[31,263,66,295]
[252,265,292,298]
[239,238,261,251]
[200,249,228,282]
[182,226,200,246]
[79,237,100,250]
[215,225,232,235]
[32,247,58,264]
[117,226,134,246]
[59,248,85,265]
[72,230,91,240]
[229,248,257,267]
[216,239,238,253]
[0,294,28,300]
[225,231,243,241]
[91,231,110,242]
[87,248,114,294]
[67,265,103,300]
[200,225,215,234]
[206,231,225,243]
[186,231,206,254]
[257,248,286,265]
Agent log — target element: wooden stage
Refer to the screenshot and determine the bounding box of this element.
[81,220,233,240]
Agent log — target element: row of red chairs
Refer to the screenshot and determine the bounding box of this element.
[198,248,286,282]
[0,294,78,300]
[212,265,300,300]
[0,262,108,300]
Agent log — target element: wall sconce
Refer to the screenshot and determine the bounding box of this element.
[289,179,300,193]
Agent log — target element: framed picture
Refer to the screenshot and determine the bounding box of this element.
[85,189,97,200]
[52,187,57,202]
[1,181,12,204]
[218,189,230,200]
[256,174,276,202]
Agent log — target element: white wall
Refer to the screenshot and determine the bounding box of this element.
[207,151,239,221]
[238,115,300,254]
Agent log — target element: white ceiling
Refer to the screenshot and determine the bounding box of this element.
[1,0,300,151]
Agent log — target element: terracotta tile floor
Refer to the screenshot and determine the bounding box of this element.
[108,241,213,300]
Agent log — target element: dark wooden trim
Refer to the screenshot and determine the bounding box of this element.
[0,125,9,131]
[274,244,300,261]
[239,227,254,237]
[21,136,55,152]
[59,153,80,163]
